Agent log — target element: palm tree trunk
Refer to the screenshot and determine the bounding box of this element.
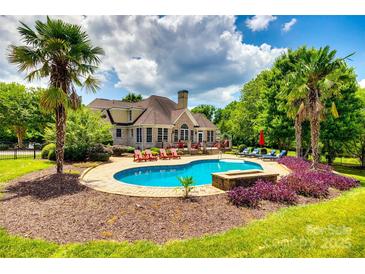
[309,91,320,168]
[294,117,302,158]
[55,104,66,174]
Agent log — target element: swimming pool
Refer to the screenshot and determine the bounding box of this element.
[113,159,263,187]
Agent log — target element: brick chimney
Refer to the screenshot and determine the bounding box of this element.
[177,90,188,109]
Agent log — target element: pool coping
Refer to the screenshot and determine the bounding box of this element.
[80,154,290,198]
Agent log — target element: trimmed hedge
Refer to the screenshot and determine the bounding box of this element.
[41,144,56,159]
[87,144,112,162]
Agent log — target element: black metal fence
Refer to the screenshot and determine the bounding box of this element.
[0,142,42,160]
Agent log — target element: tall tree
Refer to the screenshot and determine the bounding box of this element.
[0,83,52,147]
[122,92,143,102]
[9,17,104,173]
[286,46,350,168]
[343,87,365,168]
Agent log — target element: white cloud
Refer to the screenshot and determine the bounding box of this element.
[282,18,297,32]
[0,15,286,106]
[245,15,277,32]
[359,79,365,88]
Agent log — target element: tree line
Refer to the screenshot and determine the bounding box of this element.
[192,47,365,168]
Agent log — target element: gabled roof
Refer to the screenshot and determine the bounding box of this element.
[192,113,217,128]
[88,95,216,129]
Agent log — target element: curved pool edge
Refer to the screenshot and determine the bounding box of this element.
[80,154,290,197]
[113,159,263,189]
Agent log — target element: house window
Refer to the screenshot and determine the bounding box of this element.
[157,128,163,142]
[190,130,194,142]
[158,128,169,142]
[116,128,122,138]
[198,131,203,143]
[136,128,142,143]
[163,128,168,141]
[174,130,178,142]
[146,128,152,143]
[207,131,214,142]
[128,110,132,122]
[180,124,189,141]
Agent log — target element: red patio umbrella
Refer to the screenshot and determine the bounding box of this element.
[259,130,265,147]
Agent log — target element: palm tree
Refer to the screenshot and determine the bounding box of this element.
[122,92,143,102]
[8,17,104,173]
[286,46,349,168]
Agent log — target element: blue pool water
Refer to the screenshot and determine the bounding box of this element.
[114,159,263,187]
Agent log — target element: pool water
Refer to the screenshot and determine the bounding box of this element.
[114,159,263,187]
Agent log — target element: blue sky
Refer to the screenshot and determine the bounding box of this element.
[236,15,365,79]
[0,15,364,108]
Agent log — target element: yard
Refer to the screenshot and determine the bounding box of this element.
[0,158,364,258]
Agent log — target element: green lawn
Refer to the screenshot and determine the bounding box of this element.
[0,159,364,258]
[0,159,54,184]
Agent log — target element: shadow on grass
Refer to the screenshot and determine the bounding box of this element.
[1,173,86,201]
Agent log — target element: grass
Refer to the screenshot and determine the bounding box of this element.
[0,159,364,258]
[0,159,54,184]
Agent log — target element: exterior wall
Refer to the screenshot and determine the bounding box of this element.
[109,108,144,123]
[109,111,217,148]
[112,126,129,145]
[173,112,196,142]
[111,125,173,149]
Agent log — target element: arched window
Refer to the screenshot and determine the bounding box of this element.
[180,124,189,141]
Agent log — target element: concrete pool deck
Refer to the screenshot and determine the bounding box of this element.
[80,154,291,197]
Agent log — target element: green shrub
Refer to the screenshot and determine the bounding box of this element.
[150,147,160,153]
[126,146,135,153]
[238,144,246,153]
[87,144,112,162]
[111,145,133,156]
[0,144,10,150]
[64,144,88,162]
[41,144,55,159]
[47,148,56,161]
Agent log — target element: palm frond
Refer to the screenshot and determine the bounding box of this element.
[331,102,339,118]
[83,75,100,93]
[39,87,68,113]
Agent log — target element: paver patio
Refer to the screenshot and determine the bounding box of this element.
[81,154,290,197]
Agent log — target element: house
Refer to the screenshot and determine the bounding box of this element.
[87,90,218,149]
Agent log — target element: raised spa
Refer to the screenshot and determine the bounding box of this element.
[113,159,263,187]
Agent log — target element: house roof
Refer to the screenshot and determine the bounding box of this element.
[192,113,217,128]
[88,95,216,129]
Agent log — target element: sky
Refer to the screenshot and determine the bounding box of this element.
[0,15,364,108]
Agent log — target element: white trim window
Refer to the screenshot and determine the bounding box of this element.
[180,124,189,141]
[128,110,132,122]
[157,128,163,142]
[207,131,214,142]
[174,130,178,142]
[146,127,152,143]
[136,128,142,143]
[116,128,122,138]
[163,128,168,142]
[198,131,203,143]
[158,128,169,142]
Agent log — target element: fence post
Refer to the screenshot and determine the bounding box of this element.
[14,147,17,160]
[34,146,36,159]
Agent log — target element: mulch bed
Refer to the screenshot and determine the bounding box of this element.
[0,165,340,244]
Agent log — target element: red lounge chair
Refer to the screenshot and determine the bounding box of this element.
[177,141,185,149]
[170,148,181,159]
[191,143,201,149]
[134,150,147,162]
[159,149,171,160]
[144,149,158,161]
